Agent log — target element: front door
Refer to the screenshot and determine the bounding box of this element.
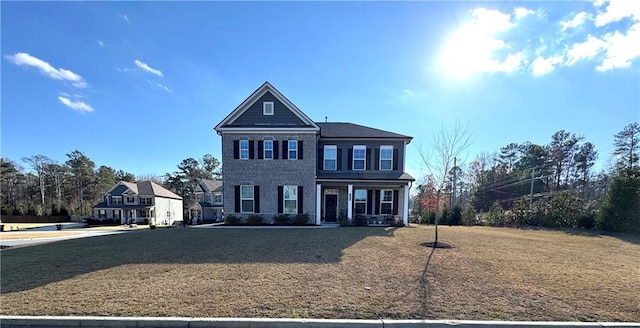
[325,194,338,222]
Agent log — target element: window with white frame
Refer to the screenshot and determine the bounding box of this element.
[324,145,337,170]
[288,140,297,160]
[353,145,366,170]
[264,140,273,159]
[380,190,393,215]
[98,209,106,218]
[138,209,151,218]
[241,185,254,213]
[354,189,367,215]
[240,140,249,160]
[125,196,135,204]
[284,185,298,214]
[112,196,122,205]
[213,193,222,204]
[113,210,121,219]
[380,146,393,171]
[263,102,274,115]
[139,197,152,205]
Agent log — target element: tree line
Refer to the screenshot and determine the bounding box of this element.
[0,151,221,218]
[412,122,640,233]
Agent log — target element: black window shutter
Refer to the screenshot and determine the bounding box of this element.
[393,149,399,170]
[277,186,283,213]
[282,141,288,160]
[337,148,342,170]
[234,186,240,212]
[393,190,399,215]
[374,190,381,215]
[233,140,239,159]
[273,141,279,159]
[367,190,373,215]
[374,149,380,170]
[318,148,324,170]
[254,186,260,213]
[258,141,264,159]
[348,148,353,170]
[366,148,372,170]
[298,140,304,159]
[297,186,303,214]
[248,141,255,159]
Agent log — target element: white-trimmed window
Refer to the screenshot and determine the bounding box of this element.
[284,185,298,214]
[263,102,274,115]
[264,140,273,159]
[288,140,298,160]
[380,190,393,215]
[113,210,121,219]
[240,140,249,160]
[213,193,222,204]
[380,146,393,171]
[140,197,152,205]
[98,209,106,218]
[125,196,135,204]
[324,145,337,170]
[355,189,367,215]
[112,196,122,205]
[241,185,254,213]
[353,145,366,170]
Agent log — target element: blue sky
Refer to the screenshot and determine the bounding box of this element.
[2,1,638,181]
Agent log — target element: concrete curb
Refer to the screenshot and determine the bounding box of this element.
[0,316,638,328]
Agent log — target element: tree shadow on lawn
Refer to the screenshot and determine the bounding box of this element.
[0,227,397,294]
[562,228,640,245]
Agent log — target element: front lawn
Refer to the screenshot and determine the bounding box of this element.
[1,226,638,321]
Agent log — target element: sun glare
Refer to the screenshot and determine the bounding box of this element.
[440,26,505,78]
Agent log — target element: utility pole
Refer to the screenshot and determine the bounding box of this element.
[529,168,535,209]
[452,157,457,205]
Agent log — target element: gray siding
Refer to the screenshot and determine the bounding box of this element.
[222,133,317,222]
[229,92,310,127]
[316,140,406,175]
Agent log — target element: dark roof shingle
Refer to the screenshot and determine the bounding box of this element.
[316,122,412,140]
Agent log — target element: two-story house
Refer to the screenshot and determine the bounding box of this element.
[214,82,414,226]
[92,181,183,225]
[193,178,224,223]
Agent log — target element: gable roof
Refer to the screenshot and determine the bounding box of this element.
[106,181,182,200]
[317,122,412,141]
[198,179,223,193]
[215,81,320,132]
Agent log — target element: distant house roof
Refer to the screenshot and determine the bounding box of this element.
[198,179,223,193]
[316,122,412,140]
[107,181,182,200]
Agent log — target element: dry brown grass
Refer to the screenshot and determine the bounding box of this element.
[0,231,82,240]
[1,226,638,321]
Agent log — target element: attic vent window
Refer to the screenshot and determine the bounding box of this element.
[263,102,274,115]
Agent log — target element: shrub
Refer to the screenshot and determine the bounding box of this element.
[143,218,150,225]
[440,207,451,225]
[293,213,310,225]
[225,214,241,225]
[485,201,505,226]
[338,216,350,226]
[11,205,23,216]
[597,168,640,233]
[59,205,69,216]
[577,212,596,229]
[246,214,264,225]
[273,214,291,225]
[461,204,477,226]
[354,215,367,226]
[50,203,60,216]
[544,191,581,228]
[26,204,37,216]
[450,205,462,225]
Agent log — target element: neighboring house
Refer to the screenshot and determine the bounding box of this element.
[92,181,183,225]
[193,178,224,223]
[214,82,414,226]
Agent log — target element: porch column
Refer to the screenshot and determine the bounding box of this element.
[316,184,322,225]
[347,184,353,220]
[403,185,409,226]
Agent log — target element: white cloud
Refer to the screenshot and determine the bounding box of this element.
[561,12,589,31]
[566,35,607,66]
[514,7,535,19]
[119,14,129,23]
[532,56,564,76]
[5,52,87,88]
[97,40,104,48]
[597,22,640,71]
[594,0,640,27]
[134,59,163,77]
[58,96,94,113]
[156,83,171,92]
[470,8,513,32]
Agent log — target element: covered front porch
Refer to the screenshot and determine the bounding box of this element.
[314,178,412,226]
